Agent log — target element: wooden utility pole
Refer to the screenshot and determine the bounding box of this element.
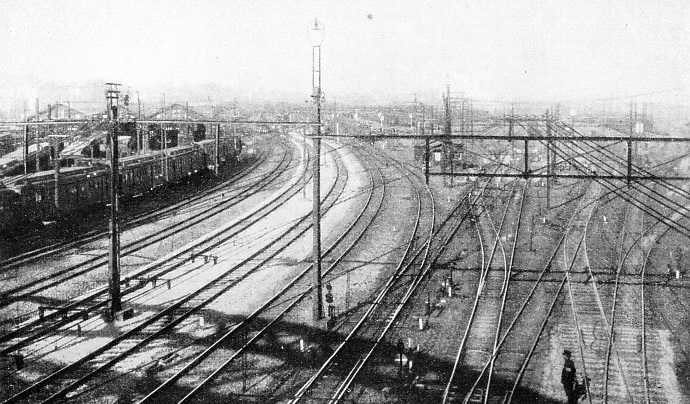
[106,82,122,319]
[215,124,221,175]
[23,125,29,175]
[53,136,60,212]
[137,92,142,154]
[35,98,40,172]
[546,108,551,209]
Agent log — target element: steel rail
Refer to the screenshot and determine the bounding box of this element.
[459,180,596,404]
[506,203,594,403]
[328,149,436,404]
[543,123,690,234]
[453,181,527,404]
[140,141,385,403]
[0,145,293,353]
[454,176,514,404]
[565,185,604,404]
[0,147,276,305]
[484,180,526,403]
[530,128,690,239]
[287,152,431,404]
[440,177,503,404]
[1,137,327,403]
[31,139,345,404]
[601,198,636,404]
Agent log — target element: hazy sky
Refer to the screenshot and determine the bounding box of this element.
[0,0,688,103]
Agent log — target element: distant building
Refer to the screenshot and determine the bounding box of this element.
[28,103,86,121]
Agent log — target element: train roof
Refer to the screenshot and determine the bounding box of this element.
[118,144,197,167]
[166,144,198,155]
[0,175,26,190]
[193,137,239,147]
[59,131,108,157]
[119,151,162,165]
[15,165,107,185]
[0,142,50,165]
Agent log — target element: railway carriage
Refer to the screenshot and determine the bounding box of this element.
[14,166,109,220]
[0,142,53,177]
[162,145,204,183]
[194,139,218,170]
[194,137,243,171]
[119,153,160,196]
[0,136,243,232]
[0,188,21,231]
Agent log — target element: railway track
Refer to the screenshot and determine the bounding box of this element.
[534,121,688,403]
[0,139,290,320]
[0,136,331,403]
[129,140,390,403]
[285,144,436,404]
[534,120,690,238]
[434,178,597,403]
[637,200,688,403]
[0,143,266,271]
[439,178,521,404]
[556,182,679,404]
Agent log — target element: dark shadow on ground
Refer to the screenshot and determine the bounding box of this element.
[2,302,568,404]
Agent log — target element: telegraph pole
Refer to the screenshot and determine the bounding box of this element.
[35,98,40,172]
[106,82,122,319]
[444,86,451,137]
[215,124,221,175]
[425,107,433,185]
[137,92,142,154]
[23,125,29,175]
[443,86,454,187]
[414,93,418,136]
[546,108,551,209]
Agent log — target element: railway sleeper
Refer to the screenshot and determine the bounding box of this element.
[467,387,484,403]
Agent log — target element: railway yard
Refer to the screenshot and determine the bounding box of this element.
[1,3,689,403]
[1,115,689,404]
